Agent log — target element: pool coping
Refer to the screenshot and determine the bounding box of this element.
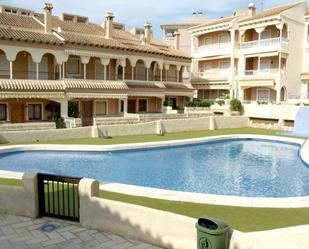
[1,134,309,208]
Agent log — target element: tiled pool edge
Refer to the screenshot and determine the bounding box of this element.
[1,134,309,208]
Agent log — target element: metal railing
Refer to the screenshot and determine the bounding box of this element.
[37,173,81,222]
[240,37,289,50]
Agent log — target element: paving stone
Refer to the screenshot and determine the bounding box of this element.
[0,214,164,249]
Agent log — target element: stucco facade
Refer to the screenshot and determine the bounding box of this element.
[189,2,308,103]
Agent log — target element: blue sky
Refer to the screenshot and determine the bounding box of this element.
[0,0,301,39]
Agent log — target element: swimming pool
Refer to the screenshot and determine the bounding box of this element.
[0,138,308,197]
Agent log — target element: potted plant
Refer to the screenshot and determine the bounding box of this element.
[163,100,174,113]
[230,98,242,115]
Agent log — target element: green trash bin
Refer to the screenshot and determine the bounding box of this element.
[196,216,230,249]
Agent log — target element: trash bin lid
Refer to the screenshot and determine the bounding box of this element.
[196,216,230,235]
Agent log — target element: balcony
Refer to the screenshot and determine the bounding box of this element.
[192,42,233,58]
[239,69,285,89]
[240,37,289,54]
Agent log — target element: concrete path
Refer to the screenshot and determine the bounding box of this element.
[0,214,163,249]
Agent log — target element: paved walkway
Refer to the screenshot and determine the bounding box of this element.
[0,214,163,249]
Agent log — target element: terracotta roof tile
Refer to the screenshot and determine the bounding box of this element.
[0,79,65,91]
[0,13,43,30]
[64,79,129,90]
[240,2,302,22]
[0,27,63,44]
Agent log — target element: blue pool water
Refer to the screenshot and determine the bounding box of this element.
[0,139,308,197]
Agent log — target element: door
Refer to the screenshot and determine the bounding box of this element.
[138,99,147,112]
[219,61,230,76]
[10,103,25,123]
[170,98,177,109]
[260,59,271,75]
[128,99,136,113]
[81,101,93,126]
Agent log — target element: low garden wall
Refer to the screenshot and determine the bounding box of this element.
[0,173,38,218]
[79,179,196,249]
[0,116,249,144]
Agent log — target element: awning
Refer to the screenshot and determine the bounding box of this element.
[238,79,275,88]
[0,79,65,91]
[301,72,309,81]
[128,92,165,98]
[194,55,231,61]
[165,91,193,97]
[245,52,279,58]
[66,92,127,99]
[125,80,165,89]
[0,92,65,99]
[64,79,128,90]
[193,84,230,90]
[163,82,193,90]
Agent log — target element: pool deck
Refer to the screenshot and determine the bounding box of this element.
[1,134,309,208]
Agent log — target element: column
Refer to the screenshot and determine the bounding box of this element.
[239,88,244,102]
[9,61,13,79]
[160,69,163,81]
[166,70,168,82]
[58,64,62,80]
[103,65,107,80]
[176,66,181,82]
[146,67,149,81]
[132,66,135,80]
[276,52,282,103]
[83,63,87,79]
[230,28,235,99]
[60,99,68,118]
[123,98,128,114]
[62,62,65,79]
[36,63,39,80]
[257,56,261,73]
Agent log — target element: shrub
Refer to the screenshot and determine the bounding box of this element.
[230,98,242,112]
[185,99,214,108]
[216,100,225,106]
[163,100,173,107]
[68,101,80,118]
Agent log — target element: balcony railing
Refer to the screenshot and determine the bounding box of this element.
[193,42,233,57]
[192,69,230,79]
[243,69,281,76]
[240,37,289,52]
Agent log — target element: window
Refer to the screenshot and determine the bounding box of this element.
[261,30,271,40]
[219,61,230,75]
[28,104,42,121]
[95,61,105,80]
[66,57,81,76]
[260,59,271,74]
[0,104,7,121]
[204,37,212,46]
[138,99,147,112]
[257,89,269,102]
[96,101,107,116]
[219,34,230,44]
[0,55,9,77]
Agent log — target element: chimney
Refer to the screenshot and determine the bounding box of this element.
[248,2,256,17]
[43,3,53,33]
[105,12,114,39]
[173,31,180,50]
[144,22,152,46]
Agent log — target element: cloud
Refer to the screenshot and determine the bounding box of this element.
[0,0,304,38]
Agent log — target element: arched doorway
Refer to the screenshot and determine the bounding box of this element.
[280,86,287,101]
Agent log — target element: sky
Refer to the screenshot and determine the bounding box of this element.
[0,0,301,39]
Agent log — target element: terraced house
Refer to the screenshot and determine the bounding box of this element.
[0,4,192,127]
[190,1,307,103]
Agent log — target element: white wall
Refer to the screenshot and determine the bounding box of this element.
[0,173,38,218]
[79,179,196,249]
[243,104,299,120]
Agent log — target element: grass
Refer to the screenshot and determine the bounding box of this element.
[0,178,22,186]
[100,190,309,232]
[0,128,288,146]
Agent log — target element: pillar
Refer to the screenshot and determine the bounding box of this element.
[9,61,13,79]
[83,63,87,79]
[60,99,68,118]
[239,88,244,102]
[160,69,163,81]
[132,66,135,80]
[123,98,128,114]
[103,65,107,80]
[62,62,65,79]
[58,64,62,80]
[36,63,39,80]
[146,67,149,81]
[230,28,235,99]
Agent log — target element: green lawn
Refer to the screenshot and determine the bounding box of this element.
[1,178,309,232]
[0,128,307,233]
[100,190,309,232]
[0,128,289,146]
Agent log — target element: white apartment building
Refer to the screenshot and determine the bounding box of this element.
[190,1,307,103]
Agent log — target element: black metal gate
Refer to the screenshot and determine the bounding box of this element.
[38,173,81,222]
